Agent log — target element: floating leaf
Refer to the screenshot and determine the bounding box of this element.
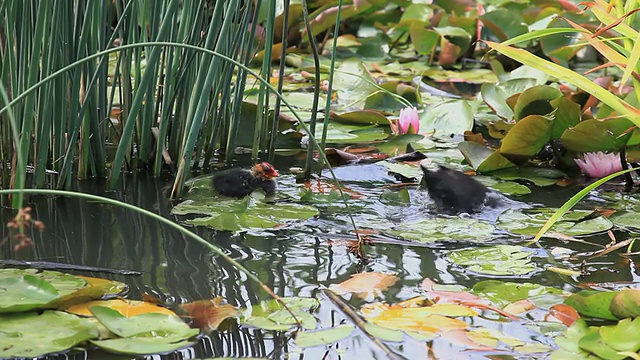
[0,269,86,313]
[497,208,613,237]
[66,299,176,318]
[172,191,319,231]
[90,306,198,339]
[564,290,618,320]
[242,297,319,331]
[491,167,565,186]
[364,322,405,342]
[389,218,495,243]
[551,318,592,360]
[610,289,640,319]
[91,338,195,356]
[560,117,634,152]
[361,301,473,337]
[472,280,564,308]
[330,109,390,125]
[0,311,99,358]
[329,272,399,301]
[180,298,239,331]
[500,114,553,164]
[421,99,474,138]
[449,245,536,276]
[295,324,355,348]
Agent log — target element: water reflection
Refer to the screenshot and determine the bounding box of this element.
[3,168,637,359]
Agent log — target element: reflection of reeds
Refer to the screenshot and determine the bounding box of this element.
[0,1,287,198]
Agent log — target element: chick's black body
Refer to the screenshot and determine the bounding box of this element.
[420,164,488,214]
[212,163,278,198]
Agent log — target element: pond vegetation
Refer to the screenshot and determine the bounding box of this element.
[3,0,640,359]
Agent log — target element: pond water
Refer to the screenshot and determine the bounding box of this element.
[2,160,639,359]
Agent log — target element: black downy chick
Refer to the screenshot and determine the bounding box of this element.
[212,162,279,198]
[420,161,488,214]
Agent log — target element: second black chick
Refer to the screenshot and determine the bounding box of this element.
[212,162,279,198]
[420,162,488,214]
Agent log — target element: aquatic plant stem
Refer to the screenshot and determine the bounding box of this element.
[0,82,25,208]
[0,188,303,328]
[301,0,321,180]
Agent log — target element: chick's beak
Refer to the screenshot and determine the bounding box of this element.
[258,162,279,179]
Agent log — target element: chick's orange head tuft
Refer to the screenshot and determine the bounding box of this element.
[255,162,279,179]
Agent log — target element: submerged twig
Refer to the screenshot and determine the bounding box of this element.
[323,289,407,360]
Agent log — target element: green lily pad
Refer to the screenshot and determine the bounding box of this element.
[600,317,640,353]
[448,245,536,276]
[564,290,618,320]
[421,99,474,138]
[500,114,553,164]
[311,122,388,144]
[472,280,564,308]
[330,109,390,125]
[609,211,640,231]
[0,269,87,313]
[375,134,429,155]
[91,306,198,339]
[242,297,320,331]
[295,324,355,348]
[513,85,562,121]
[91,338,195,356]
[389,217,495,243]
[364,322,405,342]
[489,181,531,196]
[333,58,379,109]
[378,160,421,180]
[551,319,592,360]
[172,190,319,231]
[458,141,516,173]
[497,208,613,237]
[491,167,565,186]
[0,310,99,358]
[578,327,625,360]
[560,117,634,152]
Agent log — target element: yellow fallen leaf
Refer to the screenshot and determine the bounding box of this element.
[65,299,175,317]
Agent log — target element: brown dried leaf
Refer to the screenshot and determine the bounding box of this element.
[180,298,239,331]
[329,272,399,300]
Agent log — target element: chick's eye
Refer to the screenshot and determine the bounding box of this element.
[262,163,273,172]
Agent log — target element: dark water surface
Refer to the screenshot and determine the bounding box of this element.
[2,167,637,359]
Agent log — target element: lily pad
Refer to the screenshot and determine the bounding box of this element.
[500,114,553,164]
[310,121,388,144]
[491,167,565,186]
[564,290,618,320]
[388,217,495,243]
[172,190,319,231]
[295,324,355,348]
[489,181,531,196]
[421,99,474,138]
[458,141,516,173]
[497,208,613,237]
[242,297,320,331]
[448,245,536,276]
[560,117,634,152]
[0,310,99,358]
[89,306,198,355]
[472,280,564,308]
[0,269,87,313]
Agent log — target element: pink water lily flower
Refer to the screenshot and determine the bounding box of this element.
[389,107,420,135]
[574,151,623,178]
